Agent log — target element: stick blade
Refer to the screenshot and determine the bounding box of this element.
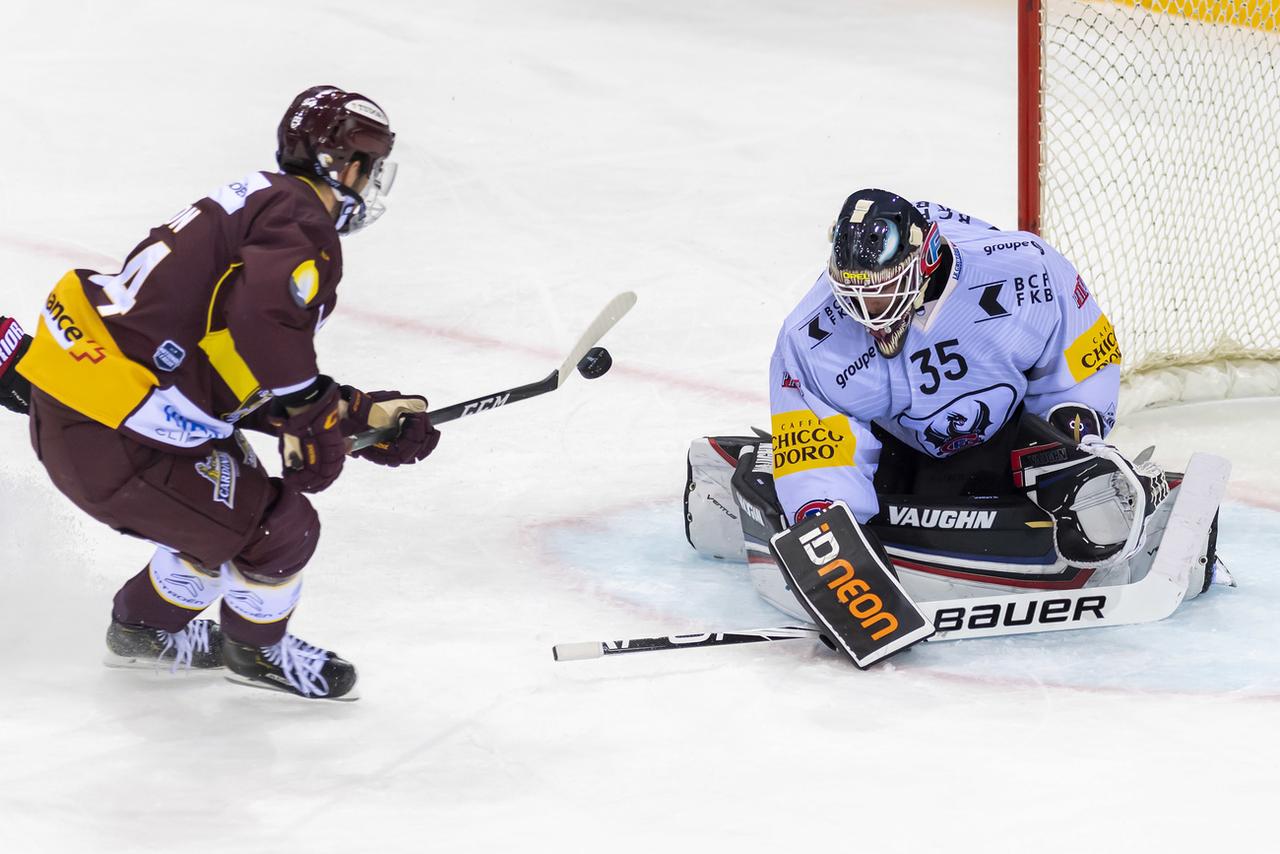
[1143,452,1231,606]
[556,291,637,387]
[552,641,605,661]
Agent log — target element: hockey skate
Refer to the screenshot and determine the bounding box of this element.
[223,634,358,701]
[104,618,224,672]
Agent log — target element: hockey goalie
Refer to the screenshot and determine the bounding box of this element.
[685,190,1231,667]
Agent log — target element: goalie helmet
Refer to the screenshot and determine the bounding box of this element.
[276,85,397,235]
[827,189,939,356]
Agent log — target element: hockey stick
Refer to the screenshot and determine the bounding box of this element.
[348,291,637,452]
[552,626,820,661]
[552,453,1230,661]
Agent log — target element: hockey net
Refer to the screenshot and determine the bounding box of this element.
[1020,1,1280,413]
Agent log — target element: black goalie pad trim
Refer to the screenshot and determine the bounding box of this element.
[770,502,935,668]
[731,444,786,539]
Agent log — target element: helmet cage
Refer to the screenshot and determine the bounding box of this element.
[826,209,933,333]
[333,157,397,236]
[825,253,923,333]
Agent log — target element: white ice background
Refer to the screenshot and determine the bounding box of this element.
[1,1,1278,852]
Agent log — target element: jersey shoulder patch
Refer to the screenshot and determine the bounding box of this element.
[209,172,273,215]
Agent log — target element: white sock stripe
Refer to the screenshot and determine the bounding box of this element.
[148,550,222,610]
[222,563,303,624]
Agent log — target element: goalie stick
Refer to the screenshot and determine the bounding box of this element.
[552,626,819,661]
[553,452,1230,661]
[348,291,636,452]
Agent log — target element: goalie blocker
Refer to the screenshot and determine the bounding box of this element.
[769,501,934,667]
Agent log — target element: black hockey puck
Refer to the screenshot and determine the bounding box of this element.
[576,346,612,379]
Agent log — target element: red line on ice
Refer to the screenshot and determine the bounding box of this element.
[0,234,118,269]
[1227,481,1280,513]
[342,304,765,404]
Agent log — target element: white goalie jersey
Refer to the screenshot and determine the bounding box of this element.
[769,202,1121,526]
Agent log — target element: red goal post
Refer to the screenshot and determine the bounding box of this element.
[1019,1,1280,412]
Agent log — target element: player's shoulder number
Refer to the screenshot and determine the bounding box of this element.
[87,205,203,317]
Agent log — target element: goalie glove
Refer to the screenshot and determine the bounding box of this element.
[1015,414,1169,567]
[0,316,32,415]
[340,386,440,467]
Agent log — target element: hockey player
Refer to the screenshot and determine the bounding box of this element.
[681,189,1182,646]
[770,190,1156,539]
[16,86,438,700]
[758,190,1168,615]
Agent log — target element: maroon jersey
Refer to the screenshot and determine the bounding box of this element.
[20,172,342,449]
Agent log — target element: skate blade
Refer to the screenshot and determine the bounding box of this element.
[224,672,360,702]
[103,652,225,672]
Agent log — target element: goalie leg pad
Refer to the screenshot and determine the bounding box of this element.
[684,437,757,561]
[770,502,934,668]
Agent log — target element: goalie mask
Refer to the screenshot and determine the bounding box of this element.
[826,189,938,357]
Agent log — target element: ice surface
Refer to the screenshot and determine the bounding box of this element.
[1,1,1277,852]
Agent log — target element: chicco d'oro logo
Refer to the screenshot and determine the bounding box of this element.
[1065,314,1121,382]
[769,411,855,478]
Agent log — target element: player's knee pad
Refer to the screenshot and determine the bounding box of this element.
[235,483,320,580]
[1013,415,1167,567]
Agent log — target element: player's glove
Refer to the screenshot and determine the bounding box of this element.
[268,376,346,493]
[340,385,440,467]
[0,316,33,416]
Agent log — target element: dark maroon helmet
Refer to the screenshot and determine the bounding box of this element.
[277,85,397,234]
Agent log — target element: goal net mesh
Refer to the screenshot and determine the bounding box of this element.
[1037,1,1280,409]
